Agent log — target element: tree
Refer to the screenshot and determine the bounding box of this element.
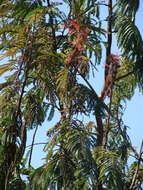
[0,0,143,189]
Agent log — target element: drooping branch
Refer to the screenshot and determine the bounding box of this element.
[28,125,39,168]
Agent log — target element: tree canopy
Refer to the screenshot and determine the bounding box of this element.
[0,0,143,189]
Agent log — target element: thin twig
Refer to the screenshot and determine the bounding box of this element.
[28,125,39,168]
[26,142,47,148]
[130,140,143,190]
[97,3,109,7]
[115,70,134,81]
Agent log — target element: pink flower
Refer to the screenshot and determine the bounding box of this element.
[69,19,80,32]
[111,54,120,64]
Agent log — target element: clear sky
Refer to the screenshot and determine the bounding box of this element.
[1,0,143,168]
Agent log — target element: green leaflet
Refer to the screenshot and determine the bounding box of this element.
[0,63,14,77]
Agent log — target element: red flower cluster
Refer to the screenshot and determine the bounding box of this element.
[65,19,90,66]
[101,53,120,100]
[111,54,119,64]
[69,19,80,34]
[68,19,89,51]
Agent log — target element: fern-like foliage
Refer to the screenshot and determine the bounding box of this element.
[0,0,142,189]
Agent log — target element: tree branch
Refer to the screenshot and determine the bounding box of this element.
[103,0,112,148]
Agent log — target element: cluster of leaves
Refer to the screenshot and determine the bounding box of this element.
[0,0,143,190]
